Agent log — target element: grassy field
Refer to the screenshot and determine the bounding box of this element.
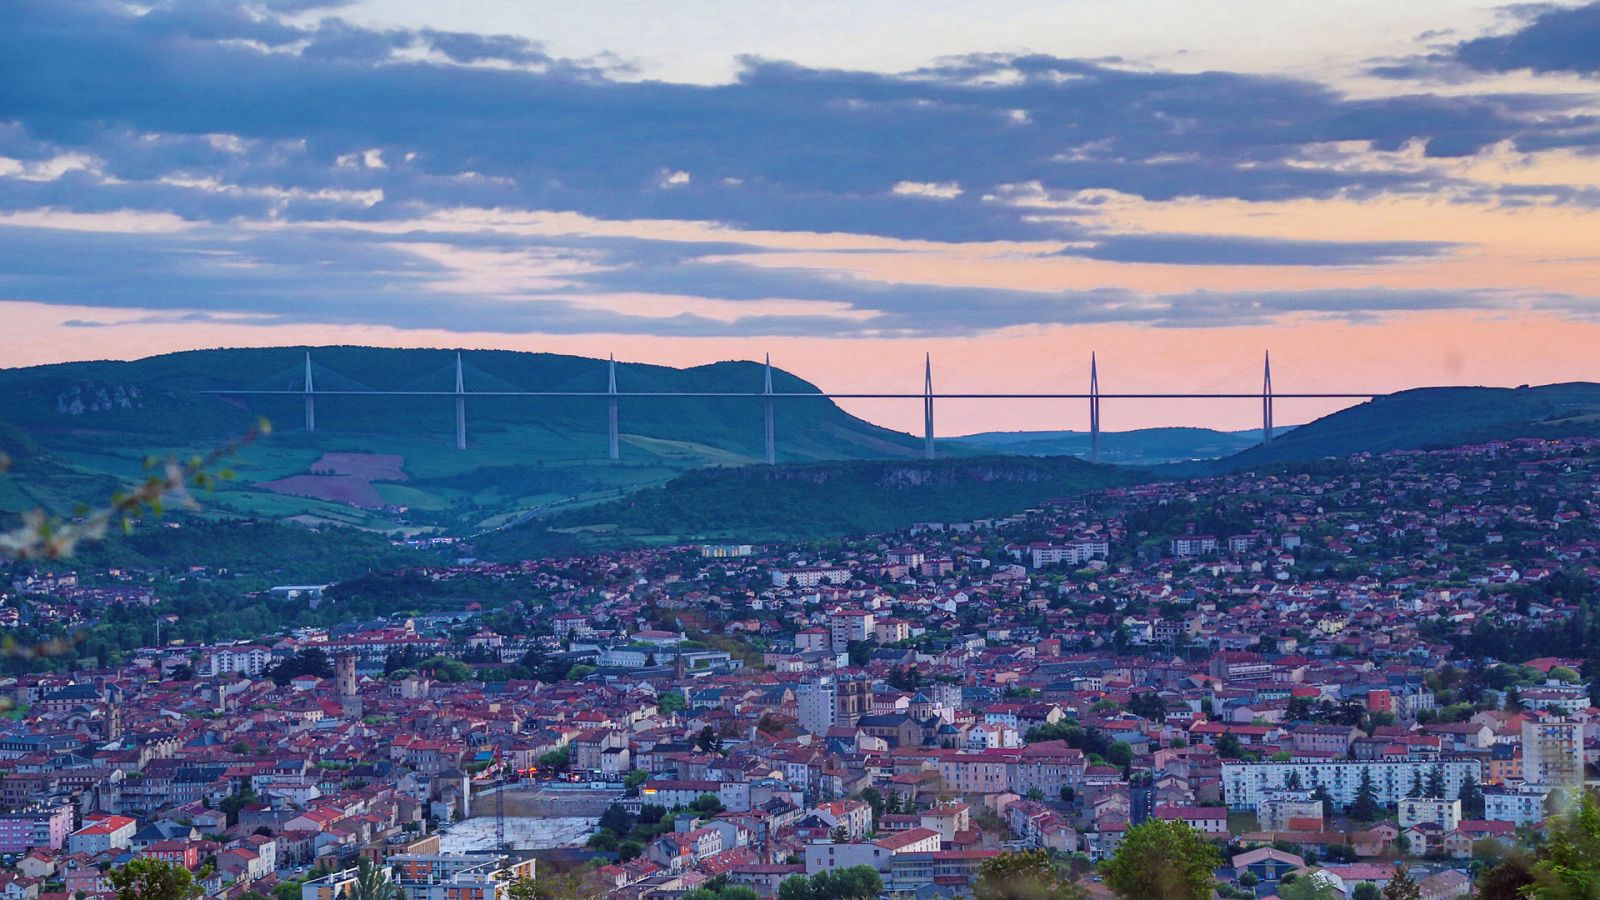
[0,347,948,537]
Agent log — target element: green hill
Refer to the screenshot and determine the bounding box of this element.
[474,455,1141,558]
[1202,382,1600,473]
[956,426,1269,465]
[0,346,939,536]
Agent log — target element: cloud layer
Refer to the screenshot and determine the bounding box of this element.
[0,0,1598,338]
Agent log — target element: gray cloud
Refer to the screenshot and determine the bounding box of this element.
[0,0,1596,338]
[3,0,1597,242]
[1057,234,1456,266]
[1456,2,1600,76]
[0,223,1549,337]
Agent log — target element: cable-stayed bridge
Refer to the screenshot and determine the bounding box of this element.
[201,351,1378,463]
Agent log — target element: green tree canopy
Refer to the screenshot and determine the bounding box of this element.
[973,849,1086,900]
[1098,819,1220,900]
[107,859,202,900]
[1381,865,1421,900]
[1527,789,1600,899]
[1278,876,1339,900]
[777,866,882,900]
[348,859,396,900]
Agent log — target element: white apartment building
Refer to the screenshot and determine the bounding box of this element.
[1484,784,1552,826]
[797,676,838,737]
[771,567,850,588]
[1398,797,1460,832]
[1221,759,1481,811]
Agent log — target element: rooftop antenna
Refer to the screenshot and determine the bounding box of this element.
[495,753,507,856]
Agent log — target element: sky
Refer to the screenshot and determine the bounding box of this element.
[3,0,1600,435]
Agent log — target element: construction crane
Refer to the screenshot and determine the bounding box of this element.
[495,752,507,857]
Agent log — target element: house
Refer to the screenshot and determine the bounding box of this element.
[67,815,137,855]
[1152,805,1227,835]
[1231,847,1304,884]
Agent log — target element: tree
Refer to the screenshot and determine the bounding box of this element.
[598,804,633,835]
[623,770,649,792]
[1215,733,1244,759]
[1278,876,1339,900]
[696,725,722,753]
[1098,819,1221,900]
[973,849,1086,900]
[1407,769,1424,799]
[1351,884,1382,900]
[859,787,885,830]
[1380,866,1420,900]
[1475,854,1535,900]
[348,859,397,900]
[690,793,724,815]
[1458,773,1485,820]
[1527,788,1600,899]
[1127,692,1166,723]
[508,871,601,900]
[778,866,882,900]
[1310,783,1334,810]
[107,859,202,900]
[830,825,850,843]
[1424,766,1445,800]
[681,888,759,900]
[1106,741,1134,768]
[1349,768,1380,822]
[266,648,333,687]
[538,747,571,773]
[1548,665,1580,683]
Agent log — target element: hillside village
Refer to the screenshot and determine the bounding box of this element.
[3,437,1600,899]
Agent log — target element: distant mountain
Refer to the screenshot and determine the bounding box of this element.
[955,426,1271,464]
[473,455,1141,559]
[1202,382,1600,473]
[0,346,938,534]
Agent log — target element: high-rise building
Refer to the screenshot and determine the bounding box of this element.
[829,609,874,652]
[1522,717,1584,789]
[797,676,838,737]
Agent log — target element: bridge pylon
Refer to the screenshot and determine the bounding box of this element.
[763,355,776,465]
[455,352,467,450]
[1262,351,1274,444]
[303,351,316,433]
[607,354,620,460]
[1089,353,1101,463]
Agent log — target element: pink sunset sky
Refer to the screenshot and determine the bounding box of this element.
[3,1,1599,435]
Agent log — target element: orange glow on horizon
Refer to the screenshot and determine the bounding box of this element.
[6,300,1598,436]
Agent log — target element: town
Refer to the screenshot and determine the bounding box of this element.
[3,436,1599,900]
